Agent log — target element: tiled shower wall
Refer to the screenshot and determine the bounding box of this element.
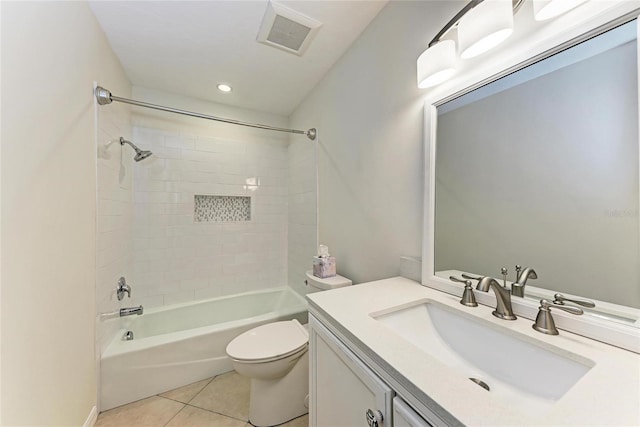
[287,139,318,296]
[129,126,288,308]
[96,101,132,353]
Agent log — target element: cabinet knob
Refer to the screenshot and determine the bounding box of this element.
[366,409,383,427]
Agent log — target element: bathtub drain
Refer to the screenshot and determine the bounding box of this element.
[122,331,134,341]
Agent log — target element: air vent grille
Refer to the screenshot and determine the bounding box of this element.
[267,15,312,51]
[257,2,322,56]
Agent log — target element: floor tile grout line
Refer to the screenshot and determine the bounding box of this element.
[162,402,188,427]
[180,401,309,426]
[184,402,250,423]
[98,373,244,425]
[156,376,216,406]
[158,395,191,405]
[184,376,216,405]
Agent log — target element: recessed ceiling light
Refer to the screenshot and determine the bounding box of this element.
[217,83,232,93]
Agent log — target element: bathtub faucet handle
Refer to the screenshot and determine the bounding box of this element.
[116,277,131,301]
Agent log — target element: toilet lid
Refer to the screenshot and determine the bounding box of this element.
[226,319,308,362]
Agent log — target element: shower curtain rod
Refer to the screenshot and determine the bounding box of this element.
[95,86,317,140]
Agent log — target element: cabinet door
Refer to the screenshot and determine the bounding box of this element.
[393,397,433,427]
[310,314,393,427]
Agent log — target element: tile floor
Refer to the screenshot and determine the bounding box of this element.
[96,371,309,427]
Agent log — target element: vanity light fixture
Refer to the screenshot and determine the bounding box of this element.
[417,39,457,88]
[458,0,514,59]
[533,0,589,21]
[417,0,524,88]
[217,83,232,93]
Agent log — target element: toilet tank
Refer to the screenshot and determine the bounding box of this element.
[305,270,352,292]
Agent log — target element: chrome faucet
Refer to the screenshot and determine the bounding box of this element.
[116,277,131,301]
[475,277,517,320]
[511,267,537,297]
[120,306,143,317]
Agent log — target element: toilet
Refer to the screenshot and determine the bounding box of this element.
[304,270,352,293]
[226,272,352,427]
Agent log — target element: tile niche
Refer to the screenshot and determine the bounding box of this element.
[194,195,251,222]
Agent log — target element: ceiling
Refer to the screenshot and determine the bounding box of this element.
[89,1,388,116]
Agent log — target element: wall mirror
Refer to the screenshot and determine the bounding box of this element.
[423,7,640,350]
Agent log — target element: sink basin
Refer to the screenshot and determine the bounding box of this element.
[371,300,594,413]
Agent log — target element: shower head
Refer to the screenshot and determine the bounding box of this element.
[134,149,153,162]
[119,137,152,162]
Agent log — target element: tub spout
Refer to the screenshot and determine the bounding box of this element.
[120,306,143,317]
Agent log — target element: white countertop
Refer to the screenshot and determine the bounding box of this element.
[307,277,640,426]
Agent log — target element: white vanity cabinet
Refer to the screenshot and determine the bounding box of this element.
[309,314,394,427]
[393,397,432,427]
[309,314,435,427]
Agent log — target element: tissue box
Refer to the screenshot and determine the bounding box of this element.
[313,256,336,278]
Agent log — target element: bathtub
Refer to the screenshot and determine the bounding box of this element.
[100,287,308,411]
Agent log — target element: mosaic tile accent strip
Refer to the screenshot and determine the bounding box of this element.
[194,195,251,222]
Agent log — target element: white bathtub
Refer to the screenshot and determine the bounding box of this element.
[100,287,308,411]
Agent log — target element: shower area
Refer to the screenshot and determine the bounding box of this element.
[95,84,317,409]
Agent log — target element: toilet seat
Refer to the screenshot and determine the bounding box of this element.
[226,319,308,363]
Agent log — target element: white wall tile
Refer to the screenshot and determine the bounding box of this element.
[130,294,164,309]
[164,290,195,306]
[165,135,195,149]
[96,97,133,354]
[131,125,289,306]
[194,286,223,301]
[287,138,317,297]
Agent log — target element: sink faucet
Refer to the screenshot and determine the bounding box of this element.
[475,277,517,320]
[511,267,537,297]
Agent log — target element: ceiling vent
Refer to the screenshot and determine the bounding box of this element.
[257,2,322,56]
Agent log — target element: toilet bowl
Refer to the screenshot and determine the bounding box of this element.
[227,274,353,426]
[226,319,309,427]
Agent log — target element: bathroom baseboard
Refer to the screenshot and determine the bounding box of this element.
[83,406,98,427]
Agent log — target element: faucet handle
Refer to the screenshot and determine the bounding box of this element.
[116,277,131,301]
[547,300,583,316]
[553,293,595,308]
[533,299,583,335]
[461,273,482,281]
[449,276,478,307]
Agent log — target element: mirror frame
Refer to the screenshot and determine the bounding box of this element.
[421,3,640,353]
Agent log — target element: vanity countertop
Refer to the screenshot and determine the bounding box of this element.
[307,277,640,426]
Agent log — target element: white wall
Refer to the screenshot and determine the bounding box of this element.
[127,87,292,306]
[1,1,130,424]
[289,1,463,284]
[435,40,639,308]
